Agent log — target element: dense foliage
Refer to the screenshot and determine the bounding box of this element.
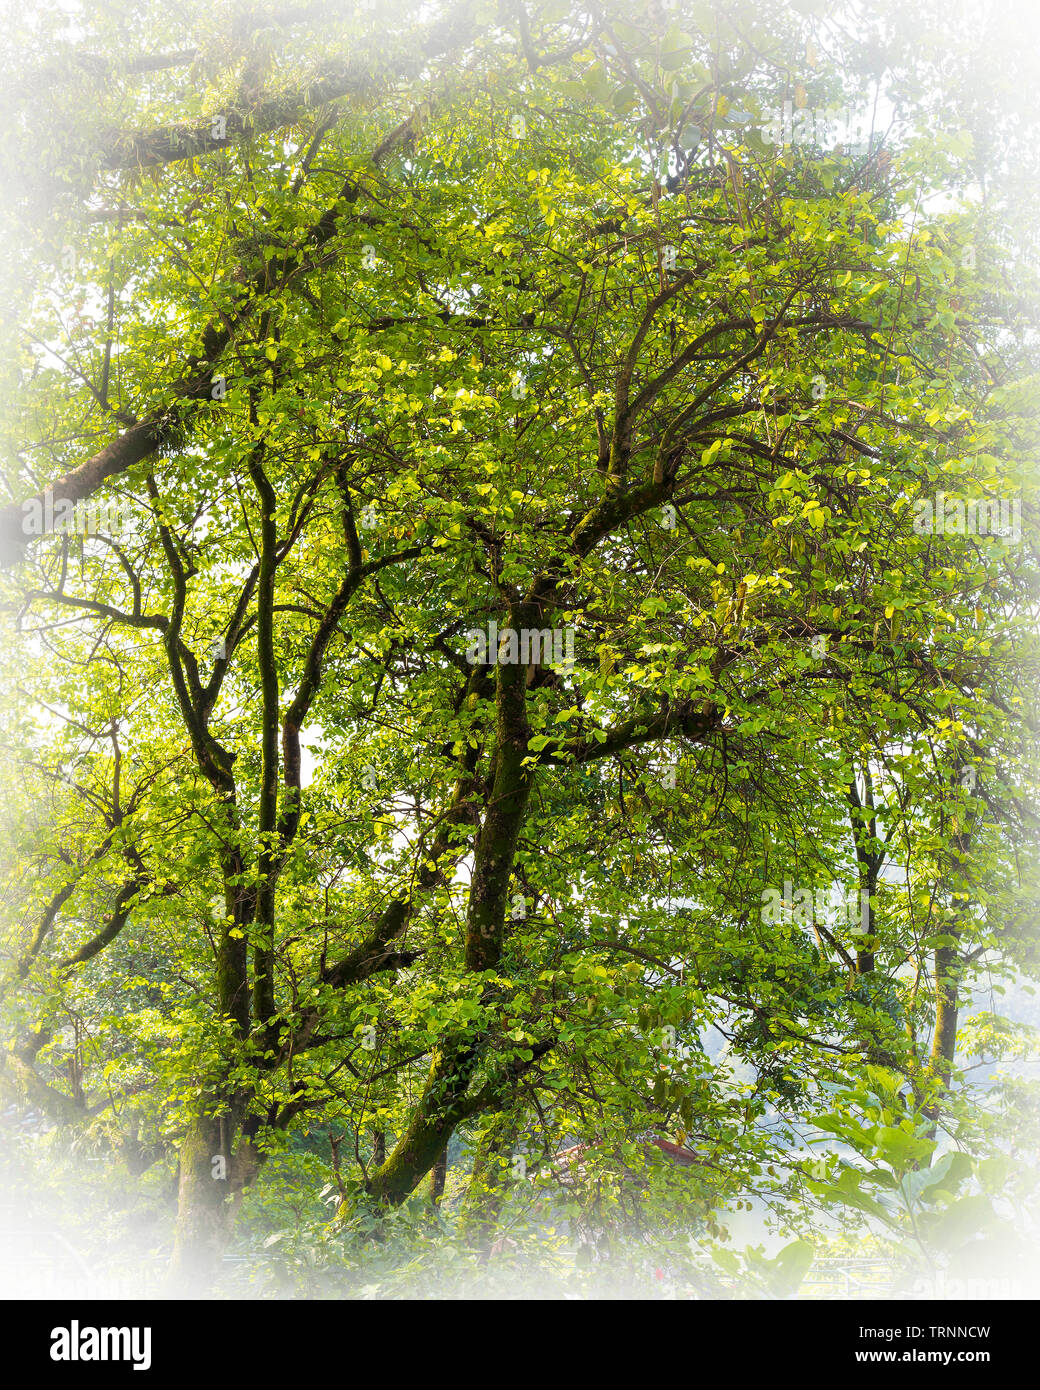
[0,0,1038,1297]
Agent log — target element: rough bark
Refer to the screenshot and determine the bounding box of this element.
[168,1115,231,1294]
[430,1148,448,1205]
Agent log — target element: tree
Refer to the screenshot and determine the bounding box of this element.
[1,0,1037,1293]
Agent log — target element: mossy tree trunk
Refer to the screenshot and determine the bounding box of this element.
[357,618,535,1209]
[430,1148,448,1205]
[169,1114,230,1293]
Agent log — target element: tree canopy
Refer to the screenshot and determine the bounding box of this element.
[1,0,1038,1298]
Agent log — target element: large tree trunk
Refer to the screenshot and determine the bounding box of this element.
[168,1114,231,1294]
[343,624,537,1213]
[169,1102,263,1293]
[357,1039,479,1208]
[169,848,255,1289]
